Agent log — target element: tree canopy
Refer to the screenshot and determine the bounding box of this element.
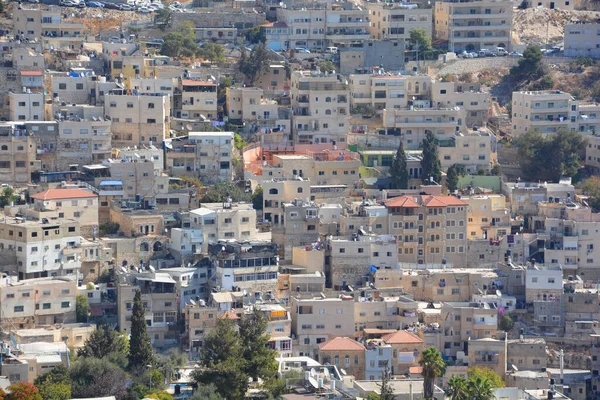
[510,46,544,79]
[468,367,505,389]
[34,366,71,400]
[69,357,129,400]
[0,187,16,208]
[409,28,432,53]
[446,164,460,193]
[198,43,226,65]
[498,315,515,332]
[200,181,251,203]
[77,324,129,360]
[251,186,263,210]
[160,22,198,58]
[5,383,42,400]
[421,132,442,184]
[76,294,90,323]
[581,176,600,210]
[514,128,587,182]
[238,44,272,85]
[420,347,446,400]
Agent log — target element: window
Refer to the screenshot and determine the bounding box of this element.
[14,306,24,312]
[61,302,70,308]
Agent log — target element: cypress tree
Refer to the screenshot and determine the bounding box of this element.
[390,142,409,190]
[421,132,442,184]
[446,164,460,193]
[128,290,154,369]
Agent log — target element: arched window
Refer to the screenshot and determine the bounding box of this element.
[325,97,332,102]
[297,187,303,193]
[269,188,278,195]
[325,109,332,115]
[153,242,163,252]
[140,242,149,251]
[334,356,339,366]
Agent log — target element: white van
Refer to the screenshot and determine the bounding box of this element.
[495,47,508,56]
[326,46,338,54]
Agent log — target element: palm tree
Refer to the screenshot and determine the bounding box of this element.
[445,375,469,400]
[420,347,446,400]
[469,375,494,400]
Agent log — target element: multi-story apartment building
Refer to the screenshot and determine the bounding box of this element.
[264,2,369,51]
[339,40,406,74]
[30,188,98,236]
[165,132,234,184]
[507,338,547,371]
[462,194,510,240]
[349,73,410,114]
[564,22,600,58]
[0,277,78,329]
[290,294,355,358]
[159,265,209,311]
[431,81,491,127]
[326,234,397,290]
[51,74,120,106]
[382,107,466,151]
[207,241,279,294]
[291,70,350,145]
[339,200,389,237]
[437,128,496,173]
[262,177,313,225]
[105,89,171,147]
[434,0,513,53]
[366,3,432,41]
[9,92,44,121]
[441,301,499,358]
[0,123,39,186]
[114,144,164,174]
[13,8,85,49]
[254,64,288,93]
[525,263,563,303]
[385,195,468,266]
[116,271,178,348]
[468,337,507,381]
[259,303,293,357]
[354,295,419,336]
[585,134,600,172]
[511,90,600,136]
[169,228,205,265]
[189,201,258,248]
[272,199,323,259]
[55,105,112,170]
[178,79,218,120]
[0,217,82,280]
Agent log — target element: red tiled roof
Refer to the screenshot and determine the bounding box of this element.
[381,330,423,345]
[20,71,43,76]
[319,337,365,351]
[385,195,467,208]
[182,79,216,86]
[31,188,97,201]
[385,196,421,208]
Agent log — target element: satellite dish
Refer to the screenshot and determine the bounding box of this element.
[310,368,316,376]
[189,299,196,305]
[496,290,502,297]
[308,376,318,388]
[323,368,330,378]
[242,290,248,297]
[186,124,193,131]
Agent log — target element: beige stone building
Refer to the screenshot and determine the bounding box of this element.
[565,22,600,58]
[108,204,165,238]
[441,301,499,358]
[291,71,350,145]
[179,79,217,120]
[437,128,496,173]
[434,0,513,53]
[507,338,547,371]
[262,177,312,225]
[13,8,85,49]
[468,337,507,381]
[349,74,410,114]
[431,81,491,127]
[366,3,432,41]
[30,188,98,235]
[585,134,600,172]
[9,92,44,121]
[382,107,466,151]
[501,180,575,216]
[0,277,78,329]
[290,294,355,358]
[105,89,171,147]
[354,295,419,336]
[255,65,288,93]
[11,323,96,349]
[189,202,258,248]
[381,330,425,375]
[165,132,234,184]
[318,337,366,379]
[463,194,510,240]
[386,195,468,266]
[117,271,178,348]
[0,124,39,186]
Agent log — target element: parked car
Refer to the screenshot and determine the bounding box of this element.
[108,36,121,42]
[104,2,121,9]
[137,6,152,12]
[549,46,561,54]
[120,3,134,9]
[469,52,478,58]
[510,51,523,57]
[295,48,311,53]
[27,0,40,4]
[86,1,104,6]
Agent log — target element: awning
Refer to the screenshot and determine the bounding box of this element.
[99,180,122,186]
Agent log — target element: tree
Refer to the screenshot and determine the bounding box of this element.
[76,294,90,323]
[514,128,587,182]
[234,133,247,150]
[200,181,251,203]
[319,60,336,73]
[188,384,224,400]
[468,375,494,400]
[34,366,71,400]
[129,290,154,370]
[421,132,442,184]
[246,26,266,44]
[581,176,600,210]
[144,390,174,400]
[193,318,248,400]
[199,43,225,65]
[0,187,16,208]
[510,46,544,79]
[420,347,446,400]
[5,383,42,400]
[238,308,278,381]
[409,28,432,53]
[238,43,271,85]
[446,164,460,193]
[0,0,4,14]
[390,142,409,190]
[77,324,128,360]
[252,186,263,210]
[531,74,554,90]
[467,367,505,389]
[491,163,501,177]
[160,22,198,58]
[499,315,515,332]
[378,361,394,400]
[445,375,469,400]
[70,358,129,400]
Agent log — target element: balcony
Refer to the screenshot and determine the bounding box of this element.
[474,319,496,326]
